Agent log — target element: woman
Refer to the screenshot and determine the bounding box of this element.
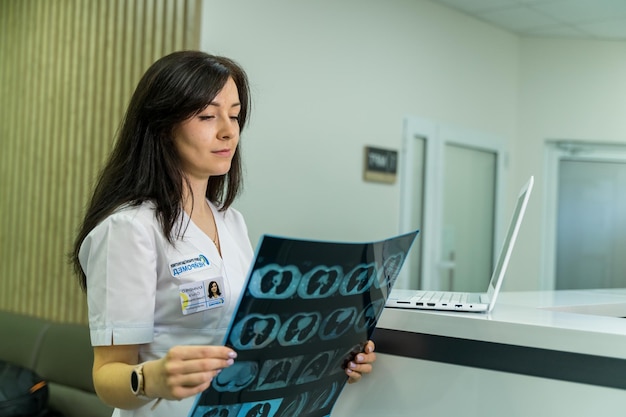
[71,51,375,417]
[208,281,222,298]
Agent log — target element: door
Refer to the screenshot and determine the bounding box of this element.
[544,141,626,289]
[399,117,506,291]
[442,143,497,292]
[556,158,626,289]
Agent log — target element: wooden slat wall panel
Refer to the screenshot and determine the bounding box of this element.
[0,0,201,324]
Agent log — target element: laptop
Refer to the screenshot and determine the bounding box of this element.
[386,176,534,313]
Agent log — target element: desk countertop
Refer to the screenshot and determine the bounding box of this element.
[377,289,626,359]
[332,290,626,417]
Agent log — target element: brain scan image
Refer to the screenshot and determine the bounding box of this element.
[245,403,269,417]
[297,265,342,299]
[238,399,282,417]
[326,345,360,376]
[375,252,405,289]
[230,314,280,350]
[249,264,300,299]
[308,381,340,410]
[295,351,333,384]
[277,312,320,346]
[192,404,241,417]
[213,361,258,392]
[354,299,385,333]
[339,263,377,295]
[273,392,308,417]
[318,307,357,340]
[254,357,301,390]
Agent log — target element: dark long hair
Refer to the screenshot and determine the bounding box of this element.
[72,51,251,290]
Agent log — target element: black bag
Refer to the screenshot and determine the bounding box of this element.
[0,361,49,417]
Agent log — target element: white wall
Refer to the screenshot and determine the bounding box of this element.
[510,39,626,290]
[201,0,626,291]
[201,1,518,236]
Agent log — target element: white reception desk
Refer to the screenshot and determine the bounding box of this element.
[332,289,626,417]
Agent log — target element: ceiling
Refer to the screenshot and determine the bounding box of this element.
[429,0,626,41]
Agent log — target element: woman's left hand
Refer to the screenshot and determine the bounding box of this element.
[345,340,376,384]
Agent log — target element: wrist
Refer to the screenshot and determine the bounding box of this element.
[139,361,164,410]
[130,363,151,400]
[139,360,160,399]
[131,361,162,404]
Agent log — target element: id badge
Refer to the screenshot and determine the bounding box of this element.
[179,277,225,315]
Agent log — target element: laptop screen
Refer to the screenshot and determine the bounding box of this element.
[486,176,534,301]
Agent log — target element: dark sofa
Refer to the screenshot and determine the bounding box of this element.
[0,310,113,417]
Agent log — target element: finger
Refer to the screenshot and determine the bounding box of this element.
[347,361,373,375]
[344,360,373,385]
[346,367,362,384]
[353,351,376,365]
[189,356,236,372]
[166,374,216,400]
[165,356,235,378]
[169,345,237,361]
[162,362,230,400]
[168,367,223,389]
[364,340,375,353]
[155,364,220,401]
[166,374,210,393]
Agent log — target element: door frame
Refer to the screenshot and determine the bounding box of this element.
[542,140,626,289]
[399,116,508,290]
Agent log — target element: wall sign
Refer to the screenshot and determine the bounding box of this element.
[363,146,398,184]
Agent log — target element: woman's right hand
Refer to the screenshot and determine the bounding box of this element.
[92,344,237,409]
[143,345,237,400]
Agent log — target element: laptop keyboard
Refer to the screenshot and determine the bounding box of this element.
[414,291,479,304]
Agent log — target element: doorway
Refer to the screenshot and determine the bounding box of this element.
[545,141,626,289]
[398,117,507,291]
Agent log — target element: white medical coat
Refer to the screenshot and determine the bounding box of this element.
[79,201,254,417]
